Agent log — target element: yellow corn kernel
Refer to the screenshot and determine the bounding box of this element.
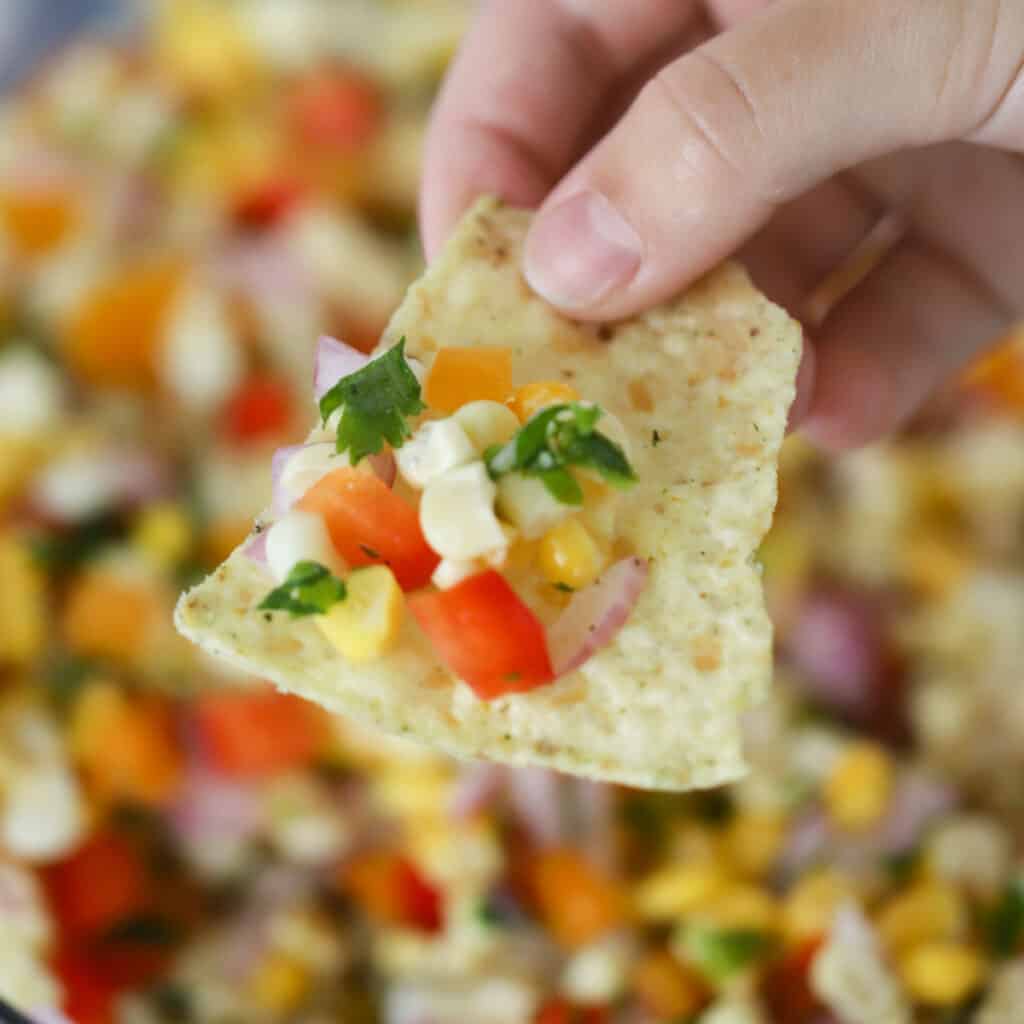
[722,812,785,879]
[0,438,47,507]
[824,742,893,831]
[250,954,310,1013]
[898,943,986,1007]
[133,502,192,569]
[316,565,403,662]
[0,533,47,664]
[634,864,729,922]
[510,380,580,422]
[899,532,969,598]
[782,869,855,944]
[631,950,707,1020]
[539,518,607,591]
[697,884,780,933]
[876,880,967,954]
[157,0,257,100]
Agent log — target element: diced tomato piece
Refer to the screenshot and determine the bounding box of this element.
[396,857,444,934]
[194,688,329,779]
[759,935,828,1024]
[299,468,438,590]
[409,571,554,698]
[233,176,305,229]
[534,999,609,1024]
[341,852,444,934]
[222,375,293,443]
[290,69,384,151]
[53,945,119,1024]
[44,833,149,939]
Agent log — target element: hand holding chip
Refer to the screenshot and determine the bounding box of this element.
[421,0,1024,450]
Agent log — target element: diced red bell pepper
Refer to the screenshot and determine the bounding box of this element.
[534,999,609,1024]
[341,852,444,934]
[409,571,555,698]
[43,833,149,940]
[759,935,828,1024]
[395,857,444,934]
[193,688,330,779]
[53,945,119,1024]
[290,69,384,151]
[233,176,305,230]
[299,467,439,590]
[222,375,293,444]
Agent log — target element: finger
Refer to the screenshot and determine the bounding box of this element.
[736,176,882,313]
[802,238,1011,451]
[855,143,1024,315]
[419,0,702,260]
[522,0,1024,319]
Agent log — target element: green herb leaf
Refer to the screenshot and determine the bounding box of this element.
[258,561,347,618]
[484,401,637,503]
[987,878,1024,957]
[319,338,425,464]
[539,467,583,505]
[679,925,775,981]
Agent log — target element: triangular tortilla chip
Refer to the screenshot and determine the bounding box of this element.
[176,197,801,789]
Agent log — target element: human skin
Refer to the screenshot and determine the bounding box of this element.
[420,0,1024,450]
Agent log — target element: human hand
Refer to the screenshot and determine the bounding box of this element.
[420,0,1024,449]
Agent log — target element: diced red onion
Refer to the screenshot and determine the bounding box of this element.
[217,230,312,305]
[449,763,507,819]
[314,334,368,402]
[573,779,617,873]
[785,589,886,721]
[778,810,831,878]
[506,767,563,846]
[30,449,172,523]
[876,772,956,854]
[168,772,263,847]
[243,531,268,565]
[547,557,649,676]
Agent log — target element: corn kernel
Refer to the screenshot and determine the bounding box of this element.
[631,950,707,1019]
[316,565,403,662]
[634,864,729,922]
[696,884,780,933]
[898,942,986,1006]
[0,533,47,664]
[510,380,580,422]
[250,954,310,1013]
[876,880,967,954]
[824,742,893,831]
[722,812,785,878]
[782,869,855,944]
[133,502,192,569]
[539,518,607,590]
[899,532,969,598]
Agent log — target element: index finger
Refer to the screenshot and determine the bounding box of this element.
[420,0,702,260]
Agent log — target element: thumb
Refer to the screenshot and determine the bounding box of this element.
[523,0,1024,319]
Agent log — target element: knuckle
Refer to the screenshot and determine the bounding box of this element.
[646,53,780,202]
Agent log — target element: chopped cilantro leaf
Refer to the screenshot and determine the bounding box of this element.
[484,401,637,503]
[987,878,1024,957]
[319,338,425,464]
[258,561,346,617]
[679,925,775,981]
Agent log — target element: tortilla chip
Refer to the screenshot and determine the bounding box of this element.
[176,197,801,789]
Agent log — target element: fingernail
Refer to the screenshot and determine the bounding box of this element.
[524,190,643,309]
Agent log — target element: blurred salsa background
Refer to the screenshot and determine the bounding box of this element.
[2,3,1024,1023]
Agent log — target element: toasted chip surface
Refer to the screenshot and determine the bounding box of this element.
[176,197,801,789]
